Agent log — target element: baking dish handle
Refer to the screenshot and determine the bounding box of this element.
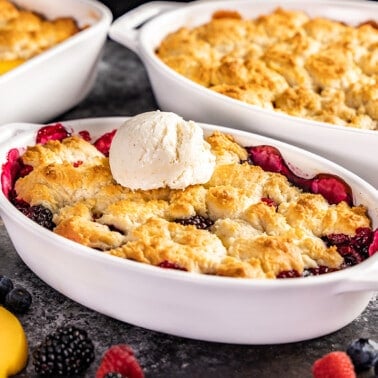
[108,1,185,54]
[335,262,378,293]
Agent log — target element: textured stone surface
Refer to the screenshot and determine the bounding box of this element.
[1,40,377,378]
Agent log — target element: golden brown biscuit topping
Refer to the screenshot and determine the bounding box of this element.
[9,125,376,280]
[0,0,80,74]
[156,8,378,130]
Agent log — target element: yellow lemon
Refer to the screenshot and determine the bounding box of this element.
[0,306,28,378]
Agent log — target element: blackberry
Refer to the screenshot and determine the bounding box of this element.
[174,215,214,230]
[33,325,95,376]
[0,275,13,303]
[323,233,350,246]
[4,286,32,314]
[277,270,301,279]
[303,266,338,277]
[29,205,55,230]
[323,228,373,267]
[346,338,378,372]
[15,203,55,230]
[104,373,125,378]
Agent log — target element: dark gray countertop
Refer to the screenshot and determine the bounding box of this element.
[3,39,378,378]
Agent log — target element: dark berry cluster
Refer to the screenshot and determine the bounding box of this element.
[33,325,95,376]
[323,227,374,267]
[174,215,214,230]
[14,202,55,230]
[0,275,32,314]
[303,266,338,277]
[277,266,338,279]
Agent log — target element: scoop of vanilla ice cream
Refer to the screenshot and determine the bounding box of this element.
[109,111,216,190]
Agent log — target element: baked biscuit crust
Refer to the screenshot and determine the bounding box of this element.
[0,0,79,71]
[156,8,378,130]
[13,129,372,279]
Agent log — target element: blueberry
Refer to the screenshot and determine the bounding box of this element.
[5,286,32,314]
[346,338,378,372]
[0,275,13,303]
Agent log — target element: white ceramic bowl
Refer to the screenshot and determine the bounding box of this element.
[108,0,378,188]
[0,116,377,344]
[0,0,112,126]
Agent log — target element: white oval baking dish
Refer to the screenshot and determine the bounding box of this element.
[0,116,377,344]
[0,0,112,126]
[108,0,378,188]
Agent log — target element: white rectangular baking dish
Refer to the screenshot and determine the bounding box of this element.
[0,0,112,125]
[0,116,377,344]
[109,0,378,188]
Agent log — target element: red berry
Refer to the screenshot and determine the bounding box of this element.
[246,145,353,205]
[36,123,71,144]
[1,148,20,198]
[312,351,356,378]
[261,197,277,208]
[93,129,117,156]
[96,344,144,378]
[368,229,378,257]
[158,260,187,271]
[78,130,91,141]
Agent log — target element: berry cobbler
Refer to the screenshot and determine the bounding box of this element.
[156,8,378,130]
[2,118,377,279]
[0,0,80,75]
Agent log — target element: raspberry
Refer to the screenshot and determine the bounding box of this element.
[246,145,353,205]
[36,123,71,144]
[96,344,144,378]
[78,130,91,141]
[1,148,21,199]
[93,129,117,156]
[261,197,277,208]
[368,229,378,257]
[158,260,187,271]
[312,351,356,378]
[246,145,288,175]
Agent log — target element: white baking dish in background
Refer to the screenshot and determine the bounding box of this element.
[109,0,378,188]
[0,116,377,344]
[0,0,112,126]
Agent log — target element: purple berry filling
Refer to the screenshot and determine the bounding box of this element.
[246,145,353,205]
